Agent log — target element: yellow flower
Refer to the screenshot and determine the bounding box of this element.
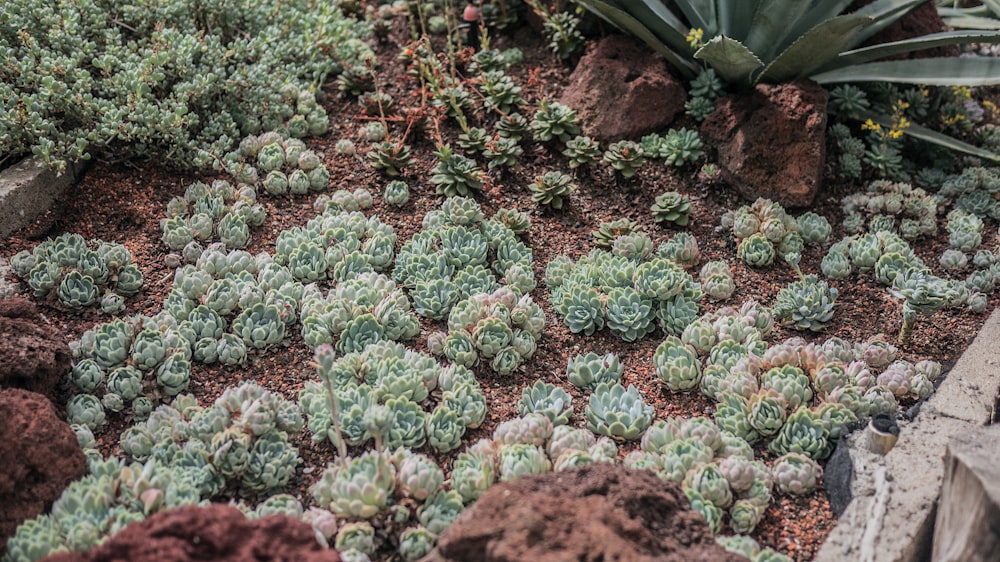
[686,28,704,49]
[861,119,881,133]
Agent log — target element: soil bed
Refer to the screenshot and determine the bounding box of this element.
[1,19,994,562]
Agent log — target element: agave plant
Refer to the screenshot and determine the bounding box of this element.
[573,0,1000,159]
[573,0,1000,87]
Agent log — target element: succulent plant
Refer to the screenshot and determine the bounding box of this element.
[684,463,734,509]
[737,233,776,268]
[425,406,465,453]
[602,286,655,342]
[947,209,984,252]
[496,112,529,141]
[772,452,823,495]
[478,71,524,113]
[657,127,704,166]
[418,489,465,535]
[563,135,602,168]
[585,382,654,441]
[67,393,106,431]
[746,389,788,438]
[231,303,286,349]
[398,527,436,561]
[603,140,646,178]
[653,336,702,391]
[530,171,576,209]
[530,100,580,143]
[451,449,497,503]
[685,488,723,535]
[517,381,573,426]
[312,451,396,519]
[773,274,838,332]
[484,136,524,170]
[566,352,623,391]
[768,407,831,460]
[650,191,692,226]
[499,443,552,481]
[430,145,484,197]
[714,393,759,444]
[368,141,415,177]
[396,453,445,501]
[889,268,961,344]
[796,212,832,244]
[457,126,490,154]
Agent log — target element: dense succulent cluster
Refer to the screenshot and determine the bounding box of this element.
[219,130,332,196]
[301,341,487,453]
[623,415,777,535]
[1,0,370,171]
[720,198,828,268]
[273,200,387,285]
[394,197,536,321]
[841,180,937,239]
[937,167,1000,221]
[10,234,143,312]
[427,286,545,376]
[547,231,702,341]
[7,384,304,560]
[160,180,266,260]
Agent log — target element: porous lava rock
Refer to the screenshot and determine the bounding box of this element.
[851,0,957,59]
[701,81,828,208]
[560,35,687,141]
[0,296,72,397]
[44,504,341,562]
[422,463,744,562]
[0,388,87,552]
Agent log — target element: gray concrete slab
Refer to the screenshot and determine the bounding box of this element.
[0,157,84,238]
[815,309,1000,562]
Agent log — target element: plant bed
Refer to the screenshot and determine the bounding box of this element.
[2,2,1000,562]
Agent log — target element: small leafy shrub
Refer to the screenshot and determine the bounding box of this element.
[1,0,371,171]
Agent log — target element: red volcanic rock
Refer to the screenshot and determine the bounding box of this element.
[423,463,745,562]
[0,388,87,552]
[0,296,72,397]
[44,504,341,562]
[561,35,687,141]
[702,81,828,208]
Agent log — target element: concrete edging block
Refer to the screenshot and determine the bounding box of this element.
[0,157,84,239]
[815,309,1000,562]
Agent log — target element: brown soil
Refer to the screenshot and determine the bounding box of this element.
[0,15,995,562]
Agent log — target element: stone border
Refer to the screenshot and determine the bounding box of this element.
[0,157,87,239]
[815,309,1000,562]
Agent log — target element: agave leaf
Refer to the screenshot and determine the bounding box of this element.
[849,0,925,47]
[858,111,1000,162]
[787,0,861,38]
[831,30,1000,68]
[757,14,873,84]
[939,14,1000,30]
[695,36,763,86]
[743,0,818,61]
[717,0,760,41]
[574,0,699,77]
[672,0,719,37]
[986,0,1000,18]
[811,56,1000,86]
